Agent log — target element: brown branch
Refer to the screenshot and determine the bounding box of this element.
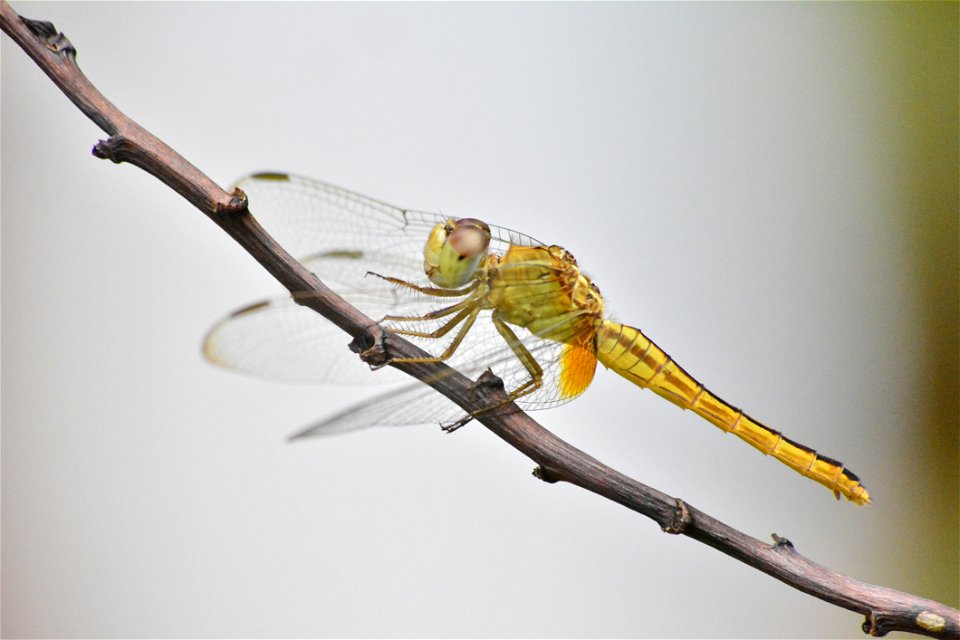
[3,3,957,638]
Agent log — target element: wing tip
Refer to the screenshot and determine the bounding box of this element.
[201,330,225,366]
[202,299,275,366]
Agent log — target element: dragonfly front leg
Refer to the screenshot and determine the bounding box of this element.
[442,311,544,432]
[367,272,478,298]
[379,277,488,361]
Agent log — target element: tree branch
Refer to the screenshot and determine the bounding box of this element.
[3,3,956,637]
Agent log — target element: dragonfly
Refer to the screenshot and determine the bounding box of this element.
[204,173,871,506]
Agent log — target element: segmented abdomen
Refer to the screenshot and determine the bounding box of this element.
[594,321,870,505]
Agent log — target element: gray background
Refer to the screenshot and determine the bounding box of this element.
[3,2,957,637]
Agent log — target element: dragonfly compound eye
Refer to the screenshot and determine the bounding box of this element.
[447,218,491,261]
[427,218,490,288]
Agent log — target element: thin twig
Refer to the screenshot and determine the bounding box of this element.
[2,3,956,638]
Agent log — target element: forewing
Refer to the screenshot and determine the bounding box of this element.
[236,172,542,292]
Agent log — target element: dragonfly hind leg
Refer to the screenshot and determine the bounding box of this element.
[442,311,544,432]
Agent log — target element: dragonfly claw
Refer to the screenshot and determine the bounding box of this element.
[441,415,473,433]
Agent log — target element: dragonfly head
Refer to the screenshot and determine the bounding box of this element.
[424,218,491,288]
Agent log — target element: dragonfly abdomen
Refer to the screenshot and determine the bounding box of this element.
[595,321,870,505]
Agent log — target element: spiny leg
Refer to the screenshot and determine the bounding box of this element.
[390,304,476,341]
[390,303,482,364]
[367,272,478,298]
[384,295,478,326]
[491,314,545,401]
[443,312,544,432]
[374,273,484,362]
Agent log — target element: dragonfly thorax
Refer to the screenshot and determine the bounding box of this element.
[423,218,492,289]
[487,245,606,345]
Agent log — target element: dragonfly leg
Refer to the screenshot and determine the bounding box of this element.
[491,314,544,402]
[390,304,481,363]
[390,304,476,340]
[366,272,478,297]
[442,312,544,432]
[384,295,477,325]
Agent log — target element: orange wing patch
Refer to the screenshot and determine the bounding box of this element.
[558,335,598,399]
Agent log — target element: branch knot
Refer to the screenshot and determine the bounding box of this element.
[533,465,563,483]
[92,135,128,164]
[213,187,249,218]
[771,533,794,550]
[351,324,388,369]
[662,498,691,534]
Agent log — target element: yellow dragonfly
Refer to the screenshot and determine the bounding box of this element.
[204,173,870,506]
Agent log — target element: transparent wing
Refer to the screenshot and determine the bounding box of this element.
[205,291,585,403]
[206,172,592,434]
[288,320,581,439]
[204,295,405,386]
[288,382,455,439]
[237,172,543,292]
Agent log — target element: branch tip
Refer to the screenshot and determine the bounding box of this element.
[916,611,949,634]
[22,17,75,58]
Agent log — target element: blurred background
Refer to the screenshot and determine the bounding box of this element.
[3,2,957,637]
